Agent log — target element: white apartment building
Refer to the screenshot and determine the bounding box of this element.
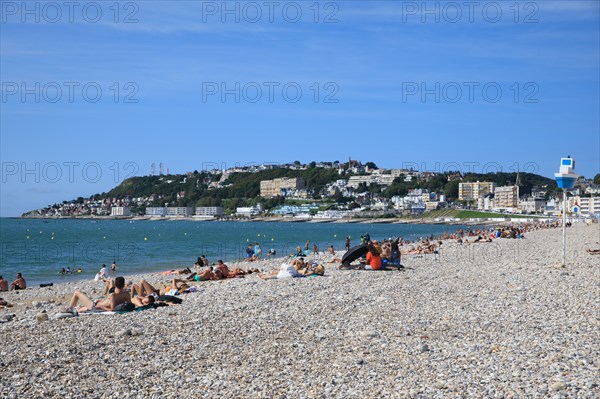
[578,196,600,216]
[146,207,166,216]
[195,207,224,217]
[236,206,261,217]
[165,207,194,217]
[110,206,132,217]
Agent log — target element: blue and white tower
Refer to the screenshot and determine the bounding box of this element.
[554,156,579,267]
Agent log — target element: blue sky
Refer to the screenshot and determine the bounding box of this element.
[1,0,599,216]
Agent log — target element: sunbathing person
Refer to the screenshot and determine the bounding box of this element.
[214,260,246,279]
[132,278,190,297]
[131,294,156,308]
[297,262,325,276]
[9,273,26,291]
[259,263,304,280]
[66,276,131,312]
[0,276,8,292]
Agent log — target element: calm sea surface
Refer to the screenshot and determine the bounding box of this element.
[0,218,476,285]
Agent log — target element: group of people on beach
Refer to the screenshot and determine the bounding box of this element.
[5,220,595,316]
[65,275,191,315]
[0,273,26,291]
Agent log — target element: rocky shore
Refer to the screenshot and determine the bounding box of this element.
[1,225,598,398]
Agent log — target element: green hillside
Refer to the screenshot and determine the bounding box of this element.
[103,167,341,211]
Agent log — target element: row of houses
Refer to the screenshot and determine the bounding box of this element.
[456,181,600,217]
[110,206,225,217]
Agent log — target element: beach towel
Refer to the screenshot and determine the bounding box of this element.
[157,295,183,304]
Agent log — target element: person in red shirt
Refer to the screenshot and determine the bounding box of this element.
[365,244,382,270]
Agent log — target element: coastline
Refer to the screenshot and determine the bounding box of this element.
[15,214,553,226]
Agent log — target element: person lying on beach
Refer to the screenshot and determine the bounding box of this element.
[402,246,424,255]
[130,294,156,308]
[213,260,247,279]
[259,260,325,280]
[66,276,131,313]
[185,268,218,282]
[10,273,26,291]
[0,276,8,292]
[132,278,190,297]
[299,262,325,276]
[162,267,192,275]
[259,263,304,280]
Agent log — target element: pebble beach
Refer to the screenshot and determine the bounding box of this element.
[0,224,598,398]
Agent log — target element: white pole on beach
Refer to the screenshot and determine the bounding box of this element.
[562,189,567,267]
[555,156,578,268]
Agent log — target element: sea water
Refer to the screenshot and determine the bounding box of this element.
[0,218,475,284]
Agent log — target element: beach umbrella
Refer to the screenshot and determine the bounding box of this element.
[341,244,368,265]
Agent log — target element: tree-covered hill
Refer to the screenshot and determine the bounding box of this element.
[104,166,342,210]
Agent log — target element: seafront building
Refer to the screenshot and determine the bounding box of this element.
[494,186,520,210]
[271,204,319,215]
[195,207,224,217]
[236,205,262,217]
[110,206,132,217]
[577,196,600,217]
[458,181,496,202]
[165,207,194,217]
[146,207,166,216]
[519,196,546,214]
[145,207,194,217]
[260,177,305,198]
[346,174,395,188]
